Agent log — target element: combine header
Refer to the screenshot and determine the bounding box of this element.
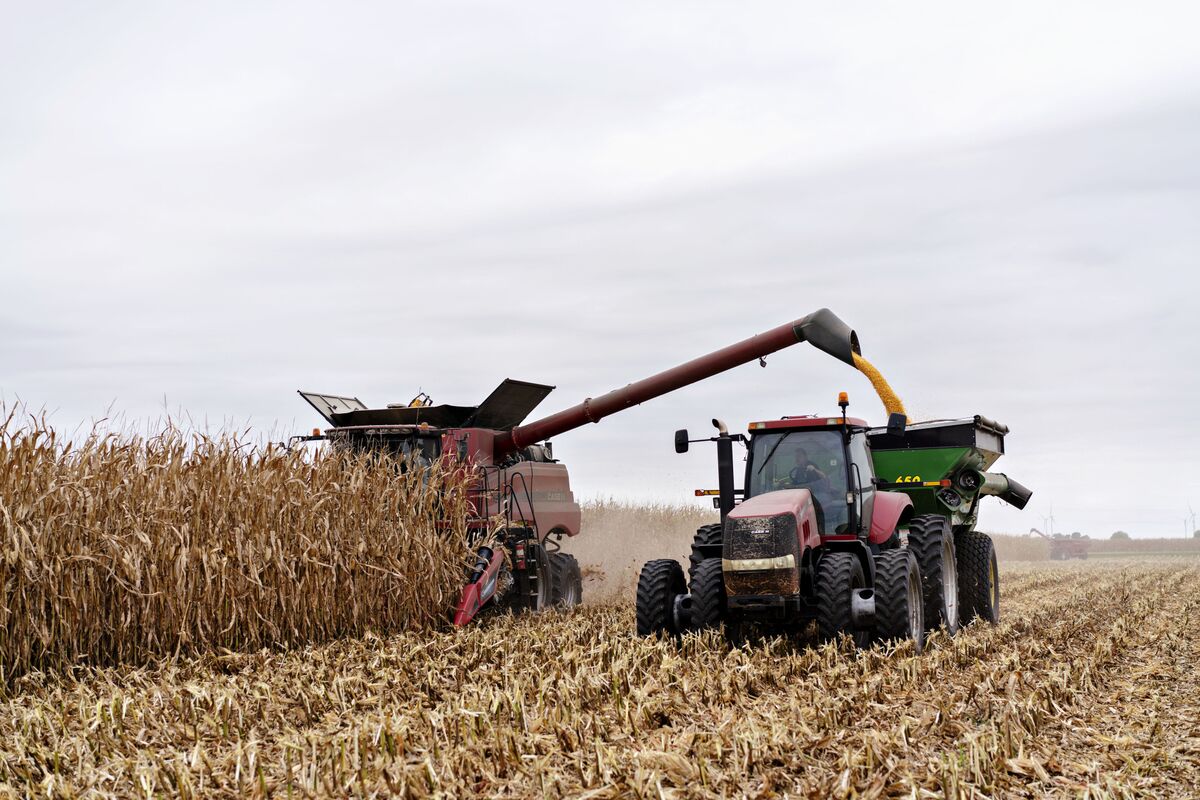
[299,309,864,626]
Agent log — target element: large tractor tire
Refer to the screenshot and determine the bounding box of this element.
[687,523,724,582]
[689,558,725,632]
[636,560,686,637]
[549,552,583,607]
[873,549,925,652]
[906,515,960,634]
[956,530,1000,624]
[815,552,871,648]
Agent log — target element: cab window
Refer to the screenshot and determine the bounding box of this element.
[746,430,849,532]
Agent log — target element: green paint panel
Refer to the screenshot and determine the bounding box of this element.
[871,447,974,484]
[871,446,986,523]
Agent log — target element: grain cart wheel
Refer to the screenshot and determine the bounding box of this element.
[873,549,925,652]
[688,523,724,582]
[815,552,871,648]
[956,531,1000,624]
[689,559,726,632]
[636,560,686,637]
[550,552,583,607]
[906,515,960,634]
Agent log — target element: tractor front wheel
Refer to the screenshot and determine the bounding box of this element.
[957,531,1000,624]
[873,549,925,651]
[815,552,871,649]
[636,560,686,637]
[689,559,725,633]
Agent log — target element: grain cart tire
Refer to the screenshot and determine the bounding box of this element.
[636,560,686,637]
[873,549,925,652]
[550,552,583,607]
[690,558,726,632]
[815,552,871,648]
[906,515,960,634]
[956,531,1000,624]
[688,523,725,582]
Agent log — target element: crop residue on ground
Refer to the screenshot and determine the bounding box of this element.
[1,561,1196,798]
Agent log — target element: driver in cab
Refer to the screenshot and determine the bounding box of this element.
[777,446,831,492]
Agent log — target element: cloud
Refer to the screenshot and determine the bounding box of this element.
[1,3,1198,536]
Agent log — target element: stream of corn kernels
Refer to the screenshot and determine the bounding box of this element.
[852,352,907,420]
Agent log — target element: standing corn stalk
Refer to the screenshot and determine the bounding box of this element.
[0,409,473,682]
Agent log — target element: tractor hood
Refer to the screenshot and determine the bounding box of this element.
[728,489,815,521]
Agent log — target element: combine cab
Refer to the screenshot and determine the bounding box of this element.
[637,404,1031,649]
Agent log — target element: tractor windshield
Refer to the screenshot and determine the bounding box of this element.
[746,430,849,533]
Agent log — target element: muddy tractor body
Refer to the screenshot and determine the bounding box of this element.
[638,404,1031,648]
[298,309,864,626]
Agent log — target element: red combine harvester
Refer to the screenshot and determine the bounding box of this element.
[299,309,862,626]
[1031,528,1090,560]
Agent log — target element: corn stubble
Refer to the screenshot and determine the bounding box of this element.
[1,560,1196,797]
[0,413,472,682]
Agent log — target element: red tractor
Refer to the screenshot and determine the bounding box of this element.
[637,404,1031,648]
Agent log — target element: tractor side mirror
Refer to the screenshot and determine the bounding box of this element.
[674,429,689,454]
[887,412,907,437]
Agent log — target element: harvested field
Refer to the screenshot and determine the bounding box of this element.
[1,561,1196,798]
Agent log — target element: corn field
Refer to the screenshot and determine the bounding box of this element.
[0,413,472,682]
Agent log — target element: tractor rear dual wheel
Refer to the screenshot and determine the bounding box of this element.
[687,523,724,582]
[873,549,925,651]
[636,560,686,637]
[906,515,960,634]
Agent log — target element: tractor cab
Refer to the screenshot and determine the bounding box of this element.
[743,415,876,537]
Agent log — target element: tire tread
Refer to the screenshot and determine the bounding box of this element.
[957,530,999,624]
[636,559,685,637]
[907,514,958,633]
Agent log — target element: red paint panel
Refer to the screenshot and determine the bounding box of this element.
[748,417,870,430]
[728,488,822,553]
[869,491,914,544]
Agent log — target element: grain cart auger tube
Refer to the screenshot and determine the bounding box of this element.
[296,309,861,627]
[639,387,1032,648]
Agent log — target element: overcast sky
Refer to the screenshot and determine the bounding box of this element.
[3,2,1199,537]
